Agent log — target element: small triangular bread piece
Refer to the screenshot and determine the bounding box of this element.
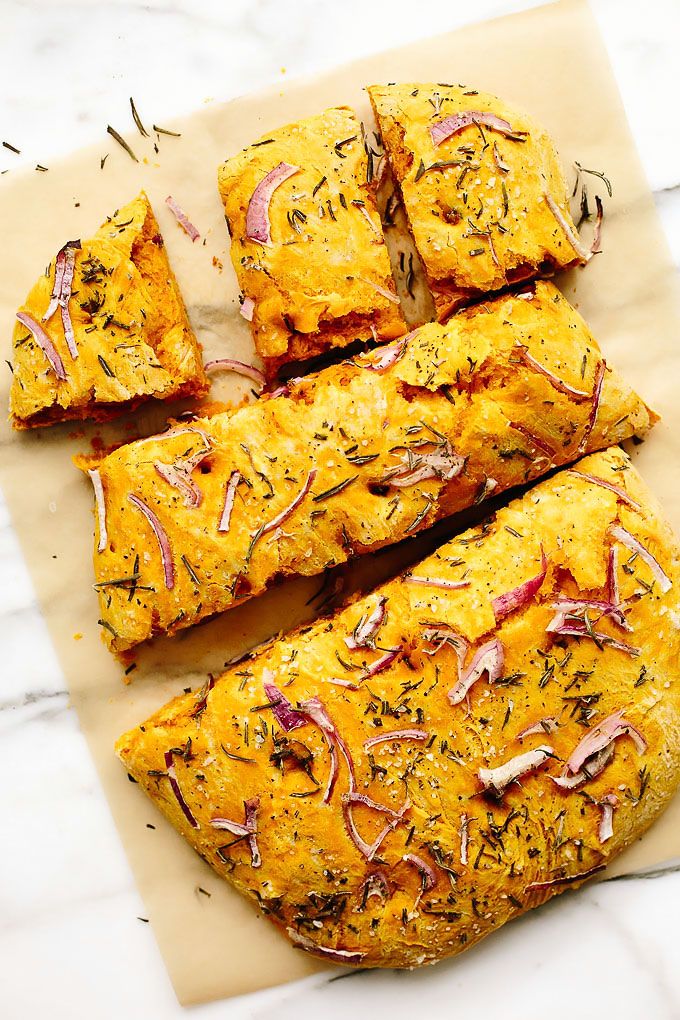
[218,106,406,380]
[369,83,592,320]
[9,191,207,428]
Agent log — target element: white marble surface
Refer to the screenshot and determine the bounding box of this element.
[1,1,680,1018]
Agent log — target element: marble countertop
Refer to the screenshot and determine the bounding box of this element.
[2,1,679,1018]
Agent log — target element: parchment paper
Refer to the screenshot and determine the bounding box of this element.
[1,0,680,1006]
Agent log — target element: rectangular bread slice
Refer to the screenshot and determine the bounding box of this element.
[81,281,654,656]
[217,106,406,379]
[116,448,680,969]
[369,83,588,320]
[9,191,208,429]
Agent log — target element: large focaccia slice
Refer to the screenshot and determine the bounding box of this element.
[116,448,680,969]
[81,282,654,656]
[369,83,589,319]
[9,191,207,428]
[217,106,406,379]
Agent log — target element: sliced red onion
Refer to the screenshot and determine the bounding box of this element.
[240,296,255,322]
[154,461,203,508]
[286,927,365,964]
[568,470,641,511]
[509,421,555,459]
[552,742,614,790]
[526,864,605,894]
[164,750,199,828]
[610,524,672,594]
[383,442,465,487]
[262,469,316,536]
[597,793,618,843]
[345,596,387,650]
[246,161,299,245]
[566,710,646,774]
[299,696,355,802]
[578,360,606,453]
[356,275,400,304]
[43,240,80,360]
[448,638,504,707]
[544,192,592,262]
[459,814,469,866]
[478,745,554,796]
[516,716,559,741]
[546,613,639,656]
[342,792,409,860]
[402,853,437,903]
[16,310,67,380]
[550,596,630,632]
[218,470,241,533]
[359,870,390,904]
[210,797,261,867]
[607,545,620,606]
[204,358,265,388]
[492,548,548,622]
[165,195,200,242]
[405,575,471,591]
[262,675,306,732]
[363,728,428,751]
[128,494,175,590]
[516,345,589,400]
[88,467,108,553]
[422,624,468,660]
[429,111,520,147]
[355,332,412,372]
[354,204,381,235]
[363,648,401,678]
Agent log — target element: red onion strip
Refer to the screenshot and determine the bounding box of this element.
[88,467,108,553]
[509,421,555,458]
[262,676,306,732]
[492,548,548,622]
[448,638,504,707]
[204,358,265,388]
[43,241,80,359]
[610,524,672,594]
[210,798,261,867]
[551,743,615,790]
[240,296,255,322]
[246,161,299,245]
[356,275,400,303]
[598,793,618,843]
[345,596,387,650]
[262,469,316,536]
[429,111,520,147]
[286,927,365,964]
[218,470,241,533]
[566,710,646,774]
[578,360,605,454]
[153,461,203,509]
[544,192,592,262]
[568,470,641,511]
[459,814,469,866]
[165,195,200,241]
[16,311,67,381]
[363,728,428,751]
[478,746,554,796]
[356,332,412,372]
[516,716,559,741]
[164,750,199,828]
[516,345,589,399]
[128,494,175,590]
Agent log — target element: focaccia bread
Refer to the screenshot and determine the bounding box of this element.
[117,449,680,969]
[81,281,654,656]
[9,191,207,429]
[369,83,588,319]
[217,106,405,378]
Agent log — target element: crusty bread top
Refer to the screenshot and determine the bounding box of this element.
[116,449,680,969]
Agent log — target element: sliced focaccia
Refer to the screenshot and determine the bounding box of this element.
[369,83,589,319]
[217,106,406,378]
[81,281,654,656]
[9,191,207,428]
[117,448,680,969]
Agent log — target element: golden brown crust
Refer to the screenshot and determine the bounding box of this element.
[217,107,405,378]
[116,448,680,968]
[9,191,208,429]
[369,83,584,317]
[83,282,654,655]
